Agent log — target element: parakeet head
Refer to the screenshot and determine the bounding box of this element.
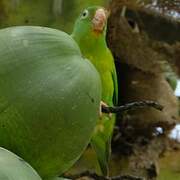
[72,6,108,48]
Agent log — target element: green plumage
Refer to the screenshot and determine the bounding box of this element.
[72,6,118,176]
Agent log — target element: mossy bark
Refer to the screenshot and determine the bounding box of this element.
[106,0,179,179]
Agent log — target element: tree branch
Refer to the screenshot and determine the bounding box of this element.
[65,171,144,180]
[102,101,163,114]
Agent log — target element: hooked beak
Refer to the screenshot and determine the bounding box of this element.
[92,8,108,33]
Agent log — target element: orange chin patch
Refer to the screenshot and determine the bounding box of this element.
[92,29,103,36]
[92,8,107,34]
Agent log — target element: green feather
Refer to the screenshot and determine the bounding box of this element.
[72,6,118,176]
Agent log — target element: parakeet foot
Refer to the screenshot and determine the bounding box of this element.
[100,101,112,119]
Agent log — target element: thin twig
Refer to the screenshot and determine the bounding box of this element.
[65,171,144,180]
[65,171,107,180]
[102,100,163,114]
[111,175,144,180]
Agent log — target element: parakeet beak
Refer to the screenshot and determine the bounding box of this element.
[92,8,108,33]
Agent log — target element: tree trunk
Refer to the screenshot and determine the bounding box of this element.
[106,0,179,179]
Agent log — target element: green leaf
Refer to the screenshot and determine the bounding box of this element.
[0,26,101,179]
[0,147,42,180]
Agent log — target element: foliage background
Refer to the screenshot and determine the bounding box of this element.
[0,0,108,33]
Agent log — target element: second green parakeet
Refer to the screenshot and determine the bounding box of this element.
[71,6,118,176]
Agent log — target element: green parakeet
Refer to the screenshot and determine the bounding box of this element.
[71,6,118,176]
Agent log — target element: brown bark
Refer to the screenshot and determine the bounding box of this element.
[124,8,180,44]
[106,0,179,179]
[107,1,180,75]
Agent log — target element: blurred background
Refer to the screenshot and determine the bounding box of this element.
[0,0,109,33]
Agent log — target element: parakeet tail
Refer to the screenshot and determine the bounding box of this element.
[90,134,111,176]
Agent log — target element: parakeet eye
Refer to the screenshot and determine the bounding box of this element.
[81,9,89,19]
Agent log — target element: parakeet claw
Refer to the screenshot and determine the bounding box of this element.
[100,101,112,119]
